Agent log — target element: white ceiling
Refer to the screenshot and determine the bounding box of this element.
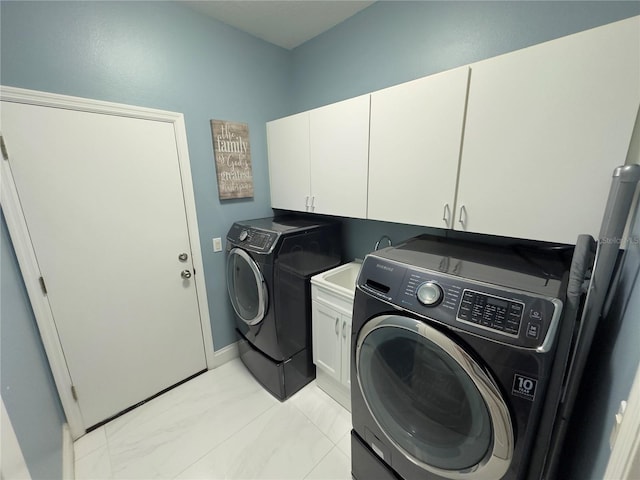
[181,1,375,50]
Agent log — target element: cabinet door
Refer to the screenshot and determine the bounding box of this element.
[340,315,352,389]
[267,111,310,211]
[457,17,640,244]
[309,95,370,218]
[312,301,341,381]
[368,67,469,228]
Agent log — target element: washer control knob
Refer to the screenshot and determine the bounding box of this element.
[239,230,249,242]
[416,281,443,306]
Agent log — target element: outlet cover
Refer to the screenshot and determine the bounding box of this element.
[213,237,223,252]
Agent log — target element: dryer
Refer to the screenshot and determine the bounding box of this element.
[226,216,340,400]
[350,234,576,480]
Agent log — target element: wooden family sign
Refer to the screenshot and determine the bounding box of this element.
[210,120,254,200]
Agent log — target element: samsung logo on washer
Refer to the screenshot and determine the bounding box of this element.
[376,263,394,272]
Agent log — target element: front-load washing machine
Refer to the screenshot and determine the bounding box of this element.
[350,234,577,480]
[226,216,341,400]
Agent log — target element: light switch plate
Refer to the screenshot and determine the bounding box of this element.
[213,237,223,252]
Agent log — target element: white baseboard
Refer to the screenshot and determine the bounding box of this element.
[209,342,239,368]
[316,369,351,412]
[1,397,32,480]
[62,423,74,480]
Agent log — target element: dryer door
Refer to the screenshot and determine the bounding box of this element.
[226,248,268,326]
[356,314,513,479]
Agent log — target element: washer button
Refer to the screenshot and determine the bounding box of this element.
[526,321,541,339]
[416,282,443,306]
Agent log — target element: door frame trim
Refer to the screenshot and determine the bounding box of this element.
[0,85,215,439]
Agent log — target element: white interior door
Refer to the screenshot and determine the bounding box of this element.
[1,101,207,429]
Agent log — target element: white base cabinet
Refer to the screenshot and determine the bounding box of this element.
[311,263,360,411]
[311,300,351,411]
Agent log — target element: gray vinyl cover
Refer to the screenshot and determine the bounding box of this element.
[541,163,640,479]
[526,234,596,480]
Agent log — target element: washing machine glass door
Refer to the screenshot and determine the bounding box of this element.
[226,248,268,326]
[356,314,513,479]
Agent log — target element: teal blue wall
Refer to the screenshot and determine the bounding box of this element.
[560,203,640,479]
[2,1,640,478]
[286,2,640,478]
[1,1,291,477]
[1,0,291,351]
[1,214,66,479]
[291,1,640,112]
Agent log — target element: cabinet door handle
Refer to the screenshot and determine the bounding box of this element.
[438,256,449,272]
[305,196,310,211]
[442,203,451,228]
[453,260,462,275]
[458,205,467,229]
[335,317,340,335]
[342,320,347,339]
[311,195,315,212]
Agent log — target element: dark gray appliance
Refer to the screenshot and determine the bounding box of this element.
[226,216,341,400]
[350,234,578,480]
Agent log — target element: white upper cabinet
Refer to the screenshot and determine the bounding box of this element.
[267,96,370,217]
[309,95,370,217]
[267,16,640,245]
[267,111,310,211]
[368,67,470,228]
[456,16,640,244]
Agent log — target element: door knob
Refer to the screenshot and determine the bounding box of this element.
[181,270,192,279]
[178,253,188,262]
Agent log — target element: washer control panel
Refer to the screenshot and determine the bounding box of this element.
[227,224,278,253]
[458,290,525,336]
[357,257,563,351]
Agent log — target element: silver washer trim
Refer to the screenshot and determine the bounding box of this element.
[356,314,514,479]
[226,247,268,326]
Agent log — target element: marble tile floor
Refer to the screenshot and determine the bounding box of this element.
[74,359,352,480]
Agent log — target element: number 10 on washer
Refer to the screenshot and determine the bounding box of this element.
[513,374,538,401]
